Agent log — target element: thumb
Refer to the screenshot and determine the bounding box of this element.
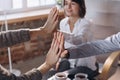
[60,50,68,58]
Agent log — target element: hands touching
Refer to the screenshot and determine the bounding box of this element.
[43,7,59,33]
[57,31,69,58]
[45,33,62,67]
[38,32,67,75]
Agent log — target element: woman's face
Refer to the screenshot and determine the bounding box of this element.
[64,0,80,17]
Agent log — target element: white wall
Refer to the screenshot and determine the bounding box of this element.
[85,0,120,40]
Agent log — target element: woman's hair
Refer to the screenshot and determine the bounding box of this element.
[64,0,86,18]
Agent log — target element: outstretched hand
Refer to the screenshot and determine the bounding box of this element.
[38,32,67,75]
[45,32,67,67]
[57,31,68,58]
[43,7,59,33]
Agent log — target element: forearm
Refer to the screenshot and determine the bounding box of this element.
[68,40,120,59]
[29,27,48,39]
[0,27,49,48]
[37,62,52,75]
[0,65,42,80]
[0,29,30,48]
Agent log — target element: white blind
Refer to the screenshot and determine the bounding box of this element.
[13,0,23,9]
[0,0,56,11]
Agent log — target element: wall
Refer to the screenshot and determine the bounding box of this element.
[85,0,120,40]
[0,0,12,10]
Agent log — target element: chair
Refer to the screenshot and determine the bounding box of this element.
[96,51,120,80]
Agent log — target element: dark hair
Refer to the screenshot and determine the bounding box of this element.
[64,0,86,18]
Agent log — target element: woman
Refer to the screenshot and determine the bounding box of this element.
[58,0,98,79]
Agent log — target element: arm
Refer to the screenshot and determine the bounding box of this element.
[0,29,30,48]
[0,32,68,80]
[0,64,42,80]
[0,7,59,48]
[68,32,120,58]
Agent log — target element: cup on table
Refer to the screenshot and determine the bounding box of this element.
[74,73,88,80]
[54,72,67,80]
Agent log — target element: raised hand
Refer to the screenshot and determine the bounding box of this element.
[57,31,68,58]
[57,31,65,52]
[43,7,59,33]
[38,32,67,75]
[45,32,68,67]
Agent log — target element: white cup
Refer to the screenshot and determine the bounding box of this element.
[54,72,67,80]
[74,73,88,80]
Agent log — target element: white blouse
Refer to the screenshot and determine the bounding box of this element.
[60,17,97,70]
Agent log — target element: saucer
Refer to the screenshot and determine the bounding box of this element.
[48,76,71,80]
[73,79,89,80]
[67,78,71,80]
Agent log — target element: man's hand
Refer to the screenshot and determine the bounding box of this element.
[57,31,68,58]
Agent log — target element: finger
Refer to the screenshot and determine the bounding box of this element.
[60,50,68,58]
[52,7,57,17]
[57,32,60,46]
[57,49,62,57]
[51,32,56,48]
[50,7,56,14]
[49,8,54,18]
[52,10,59,22]
[50,7,57,19]
[57,32,59,43]
[50,16,59,32]
[59,32,62,42]
[53,38,59,54]
[58,32,63,48]
[61,33,64,46]
[52,32,59,51]
[58,50,68,58]
[49,7,56,19]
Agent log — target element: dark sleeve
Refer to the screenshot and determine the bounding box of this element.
[0,65,42,80]
[67,40,120,59]
[0,29,30,48]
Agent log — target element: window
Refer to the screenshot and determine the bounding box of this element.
[13,0,23,9]
[0,0,56,13]
[27,0,40,7]
[12,0,56,9]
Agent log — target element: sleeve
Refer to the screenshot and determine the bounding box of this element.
[0,65,42,80]
[67,32,120,59]
[72,25,93,45]
[0,29,30,48]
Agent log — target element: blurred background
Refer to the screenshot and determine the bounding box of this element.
[0,0,120,79]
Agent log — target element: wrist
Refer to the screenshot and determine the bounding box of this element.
[37,62,52,75]
[42,23,49,33]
